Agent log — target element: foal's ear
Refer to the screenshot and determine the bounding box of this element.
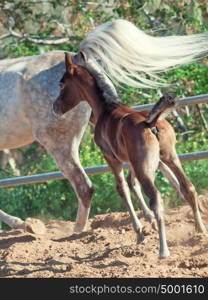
[65,52,74,75]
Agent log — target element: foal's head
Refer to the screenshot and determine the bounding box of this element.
[53,52,97,115]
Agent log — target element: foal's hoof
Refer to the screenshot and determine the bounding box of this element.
[151,220,158,231]
[196,224,207,234]
[159,250,170,259]
[144,212,155,224]
[73,224,84,234]
[24,218,46,235]
[136,232,145,244]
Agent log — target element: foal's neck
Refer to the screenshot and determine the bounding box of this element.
[85,84,120,125]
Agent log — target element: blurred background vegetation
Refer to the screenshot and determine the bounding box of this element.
[0,0,208,227]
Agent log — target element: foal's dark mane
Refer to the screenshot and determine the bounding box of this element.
[75,64,125,110]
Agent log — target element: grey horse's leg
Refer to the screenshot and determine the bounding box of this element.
[0,210,25,230]
[34,116,93,233]
[0,209,46,234]
[40,142,93,233]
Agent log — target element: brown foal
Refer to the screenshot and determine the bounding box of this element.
[53,53,206,258]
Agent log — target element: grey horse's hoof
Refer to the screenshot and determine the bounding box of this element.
[24,218,46,235]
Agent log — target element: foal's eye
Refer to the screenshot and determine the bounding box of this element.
[59,82,64,89]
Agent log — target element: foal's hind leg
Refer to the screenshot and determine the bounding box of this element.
[129,137,169,258]
[127,169,156,227]
[158,161,185,201]
[161,149,206,233]
[134,167,170,258]
[104,155,144,243]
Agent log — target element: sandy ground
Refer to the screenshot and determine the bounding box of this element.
[1,195,208,278]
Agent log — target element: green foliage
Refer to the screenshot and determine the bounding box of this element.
[0,0,208,227]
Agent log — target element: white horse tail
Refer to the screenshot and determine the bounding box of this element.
[80,19,208,88]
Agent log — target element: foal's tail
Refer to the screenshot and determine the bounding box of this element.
[80,19,208,88]
[145,93,177,126]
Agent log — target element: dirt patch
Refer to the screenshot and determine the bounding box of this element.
[1,196,208,278]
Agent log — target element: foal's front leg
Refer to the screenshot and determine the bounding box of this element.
[104,155,144,243]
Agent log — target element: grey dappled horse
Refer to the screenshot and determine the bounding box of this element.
[0,19,207,234]
[0,51,93,233]
[0,50,118,233]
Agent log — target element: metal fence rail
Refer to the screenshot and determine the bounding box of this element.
[0,150,208,188]
[0,94,208,188]
[133,93,208,111]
